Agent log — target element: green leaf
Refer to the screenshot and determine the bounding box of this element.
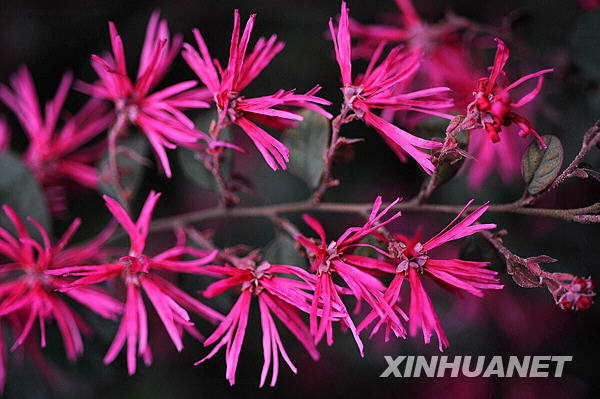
[263,232,307,267]
[98,134,149,202]
[0,151,51,235]
[570,10,600,82]
[177,142,232,190]
[522,135,564,195]
[177,147,217,189]
[414,116,450,140]
[177,110,232,190]
[282,110,330,189]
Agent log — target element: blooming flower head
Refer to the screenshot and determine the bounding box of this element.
[182,9,332,171]
[0,205,122,391]
[345,1,538,185]
[48,191,223,375]
[197,254,319,387]
[78,11,211,177]
[296,196,405,355]
[553,276,596,311]
[348,0,477,101]
[468,38,553,145]
[358,201,503,349]
[0,67,113,214]
[329,2,453,174]
[466,123,528,188]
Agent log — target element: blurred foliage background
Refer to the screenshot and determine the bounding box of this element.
[1,0,599,398]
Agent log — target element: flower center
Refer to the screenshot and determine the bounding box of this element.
[341,86,364,109]
[23,268,52,288]
[116,98,140,124]
[243,261,272,294]
[119,255,150,285]
[388,241,429,273]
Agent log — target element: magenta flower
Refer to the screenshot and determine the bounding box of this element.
[469,38,553,145]
[358,201,503,350]
[466,124,528,188]
[296,196,404,355]
[78,11,211,177]
[0,67,113,214]
[348,0,477,103]
[329,2,453,174]
[182,10,332,171]
[556,277,596,311]
[344,1,536,185]
[48,191,223,375]
[0,205,122,391]
[197,260,319,386]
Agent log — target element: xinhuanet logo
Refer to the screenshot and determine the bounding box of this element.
[380,356,573,378]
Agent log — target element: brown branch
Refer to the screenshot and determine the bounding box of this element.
[546,119,600,193]
[311,106,351,203]
[106,113,130,212]
[478,229,594,309]
[146,199,600,235]
[206,117,238,208]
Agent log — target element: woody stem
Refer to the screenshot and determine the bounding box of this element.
[147,199,600,234]
[107,113,130,212]
[534,120,600,199]
[207,116,237,208]
[416,116,466,203]
[311,106,351,203]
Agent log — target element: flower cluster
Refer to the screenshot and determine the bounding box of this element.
[77,11,212,178]
[0,194,502,389]
[345,0,551,187]
[0,205,121,390]
[182,10,331,170]
[467,38,553,146]
[330,2,453,174]
[47,192,223,375]
[555,277,596,311]
[0,68,113,214]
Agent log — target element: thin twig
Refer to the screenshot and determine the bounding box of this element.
[311,106,351,203]
[545,120,600,194]
[207,117,237,208]
[106,113,130,212]
[145,199,600,235]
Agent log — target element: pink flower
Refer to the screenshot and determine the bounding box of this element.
[348,0,476,103]
[358,201,503,350]
[466,124,528,188]
[0,67,113,214]
[78,11,211,177]
[329,2,453,174]
[469,38,553,146]
[48,191,223,375]
[182,10,332,171]
[197,260,319,386]
[345,1,538,184]
[297,196,404,355]
[0,205,122,391]
[553,276,595,311]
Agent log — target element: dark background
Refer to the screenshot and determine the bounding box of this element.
[1,0,599,398]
